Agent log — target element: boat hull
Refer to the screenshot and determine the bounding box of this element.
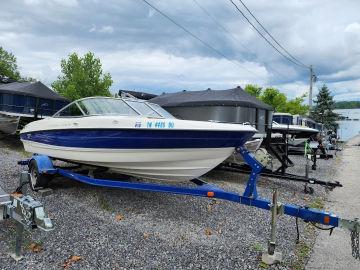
[21,128,255,181]
[21,140,235,181]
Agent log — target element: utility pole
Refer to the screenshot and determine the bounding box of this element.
[309,65,314,113]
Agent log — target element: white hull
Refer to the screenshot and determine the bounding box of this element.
[22,140,234,182]
[288,138,307,146]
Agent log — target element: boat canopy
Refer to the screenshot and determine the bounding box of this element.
[53,97,175,119]
[150,86,273,110]
[0,81,68,116]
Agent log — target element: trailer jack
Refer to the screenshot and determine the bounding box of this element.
[0,172,54,261]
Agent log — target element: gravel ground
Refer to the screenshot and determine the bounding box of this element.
[0,137,340,269]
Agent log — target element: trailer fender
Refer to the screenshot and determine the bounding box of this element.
[29,155,57,174]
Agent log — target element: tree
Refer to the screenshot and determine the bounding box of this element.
[52,52,113,101]
[311,84,338,130]
[282,94,309,115]
[0,46,21,81]
[244,84,262,98]
[260,87,287,112]
[334,101,360,109]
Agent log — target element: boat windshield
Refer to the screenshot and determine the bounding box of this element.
[77,98,138,116]
[53,97,175,119]
[148,103,175,119]
[125,100,162,117]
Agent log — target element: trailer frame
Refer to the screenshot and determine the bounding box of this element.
[19,146,360,262]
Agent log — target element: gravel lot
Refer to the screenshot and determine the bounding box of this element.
[0,137,340,269]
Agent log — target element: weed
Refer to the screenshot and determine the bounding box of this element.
[253,242,263,252]
[309,197,324,210]
[98,196,112,211]
[258,261,269,269]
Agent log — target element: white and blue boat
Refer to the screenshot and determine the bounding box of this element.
[20,96,257,182]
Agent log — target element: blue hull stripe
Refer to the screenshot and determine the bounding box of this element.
[20,129,255,149]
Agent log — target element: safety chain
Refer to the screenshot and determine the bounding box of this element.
[351,224,360,260]
[20,201,32,225]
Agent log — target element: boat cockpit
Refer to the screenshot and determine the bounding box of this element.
[53,97,175,119]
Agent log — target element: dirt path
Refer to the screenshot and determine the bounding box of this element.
[306,136,360,269]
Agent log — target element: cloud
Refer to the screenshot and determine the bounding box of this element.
[89,25,114,34]
[98,49,269,93]
[24,0,78,7]
[345,22,360,33]
[0,0,358,101]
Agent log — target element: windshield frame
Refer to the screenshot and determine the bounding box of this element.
[52,96,174,119]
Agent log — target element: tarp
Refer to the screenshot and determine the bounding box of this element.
[119,90,157,100]
[0,81,67,101]
[150,86,273,110]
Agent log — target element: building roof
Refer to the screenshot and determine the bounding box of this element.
[0,81,67,101]
[150,86,273,110]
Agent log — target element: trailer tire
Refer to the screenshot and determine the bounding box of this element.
[29,160,52,190]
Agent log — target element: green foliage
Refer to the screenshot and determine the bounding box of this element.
[244,84,309,115]
[334,101,360,109]
[244,84,262,98]
[311,84,339,130]
[282,94,309,115]
[0,46,21,80]
[260,87,287,111]
[52,52,113,101]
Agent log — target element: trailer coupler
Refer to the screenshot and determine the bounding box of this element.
[0,172,54,261]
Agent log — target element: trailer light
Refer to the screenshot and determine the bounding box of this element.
[207,191,214,197]
[324,216,330,224]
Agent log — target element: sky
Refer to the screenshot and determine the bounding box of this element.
[1,0,360,101]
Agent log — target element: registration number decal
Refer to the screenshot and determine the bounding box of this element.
[146,121,174,129]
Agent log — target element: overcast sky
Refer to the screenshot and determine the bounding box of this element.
[1,0,360,101]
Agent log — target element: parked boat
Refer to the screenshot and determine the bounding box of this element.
[20,97,257,182]
[150,87,273,152]
[0,81,68,134]
[272,113,321,146]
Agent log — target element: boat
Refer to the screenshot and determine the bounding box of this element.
[20,96,257,182]
[271,121,319,146]
[0,81,68,134]
[150,87,273,155]
[150,87,273,137]
[272,113,321,146]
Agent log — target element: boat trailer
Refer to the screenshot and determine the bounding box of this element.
[18,146,360,264]
[220,130,342,193]
[219,162,342,194]
[0,172,54,260]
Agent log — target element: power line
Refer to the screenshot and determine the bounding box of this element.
[192,0,252,55]
[237,0,309,68]
[191,0,290,81]
[229,0,309,70]
[139,0,260,78]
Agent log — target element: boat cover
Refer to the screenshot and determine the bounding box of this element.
[0,82,67,101]
[150,86,272,110]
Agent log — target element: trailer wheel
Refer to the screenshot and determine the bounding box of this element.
[29,160,52,190]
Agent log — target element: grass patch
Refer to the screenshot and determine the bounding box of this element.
[289,218,318,270]
[291,241,311,270]
[258,261,269,269]
[309,197,325,210]
[20,149,32,158]
[253,242,263,252]
[98,196,112,211]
